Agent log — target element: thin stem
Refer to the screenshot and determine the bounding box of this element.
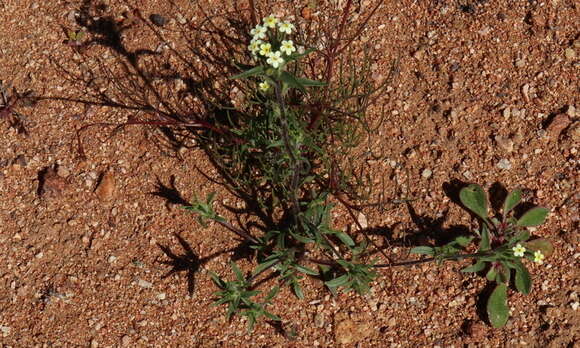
[215,219,260,244]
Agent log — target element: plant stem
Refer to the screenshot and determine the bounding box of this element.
[373,251,494,268]
[215,219,260,244]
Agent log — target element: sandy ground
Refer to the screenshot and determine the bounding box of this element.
[0,0,578,347]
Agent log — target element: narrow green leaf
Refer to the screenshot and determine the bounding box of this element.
[513,260,532,295]
[461,260,486,273]
[459,184,489,221]
[265,286,280,302]
[208,271,224,287]
[231,261,244,282]
[230,65,265,79]
[503,189,522,216]
[480,224,491,251]
[325,274,350,288]
[516,207,549,227]
[487,284,509,328]
[264,311,281,321]
[253,259,278,276]
[295,77,326,87]
[280,71,306,93]
[295,264,319,276]
[335,231,355,247]
[292,282,304,299]
[524,238,554,257]
[410,246,435,256]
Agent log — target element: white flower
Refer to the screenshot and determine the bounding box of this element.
[278,21,295,34]
[248,39,262,54]
[266,51,284,68]
[512,243,526,258]
[533,250,545,264]
[280,40,296,56]
[259,42,272,56]
[250,25,267,40]
[263,15,279,28]
[259,81,270,92]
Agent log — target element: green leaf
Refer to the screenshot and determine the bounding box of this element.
[487,283,509,328]
[295,77,326,87]
[503,189,522,216]
[292,282,304,299]
[208,271,224,287]
[509,230,530,245]
[253,259,278,276]
[513,261,532,295]
[524,238,554,257]
[295,264,319,276]
[265,286,280,302]
[461,260,486,273]
[325,274,350,288]
[480,224,491,251]
[335,231,355,247]
[280,71,306,93]
[264,311,281,321]
[459,184,489,221]
[230,65,265,79]
[516,207,549,227]
[454,235,474,247]
[231,261,244,282]
[410,246,435,256]
[497,262,511,284]
[486,267,497,281]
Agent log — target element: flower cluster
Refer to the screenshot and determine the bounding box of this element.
[512,243,545,264]
[247,15,297,70]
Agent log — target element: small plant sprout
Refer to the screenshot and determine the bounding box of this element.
[266,51,284,68]
[278,21,295,34]
[411,184,552,328]
[263,15,279,28]
[512,243,526,257]
[280,40,296,56]
[259,43,272,57]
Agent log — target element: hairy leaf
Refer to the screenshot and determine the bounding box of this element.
[503,189,522,216]
[460,184,488,221]
[517,207,549,227]
[487,283,509,328]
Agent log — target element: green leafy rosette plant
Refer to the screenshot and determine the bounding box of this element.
[411,184,553,327]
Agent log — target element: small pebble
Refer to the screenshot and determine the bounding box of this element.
[176,13,187,24]
[157,293,166,300]
[121,335,132,346]
[150,14,168,27]
[421,168,433,179]
[137,279,153,289]
[495,135,514,153]
[565,48,576,60]
[497,159,512,170]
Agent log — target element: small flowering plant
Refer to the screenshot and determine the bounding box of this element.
[411,184,553,328]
